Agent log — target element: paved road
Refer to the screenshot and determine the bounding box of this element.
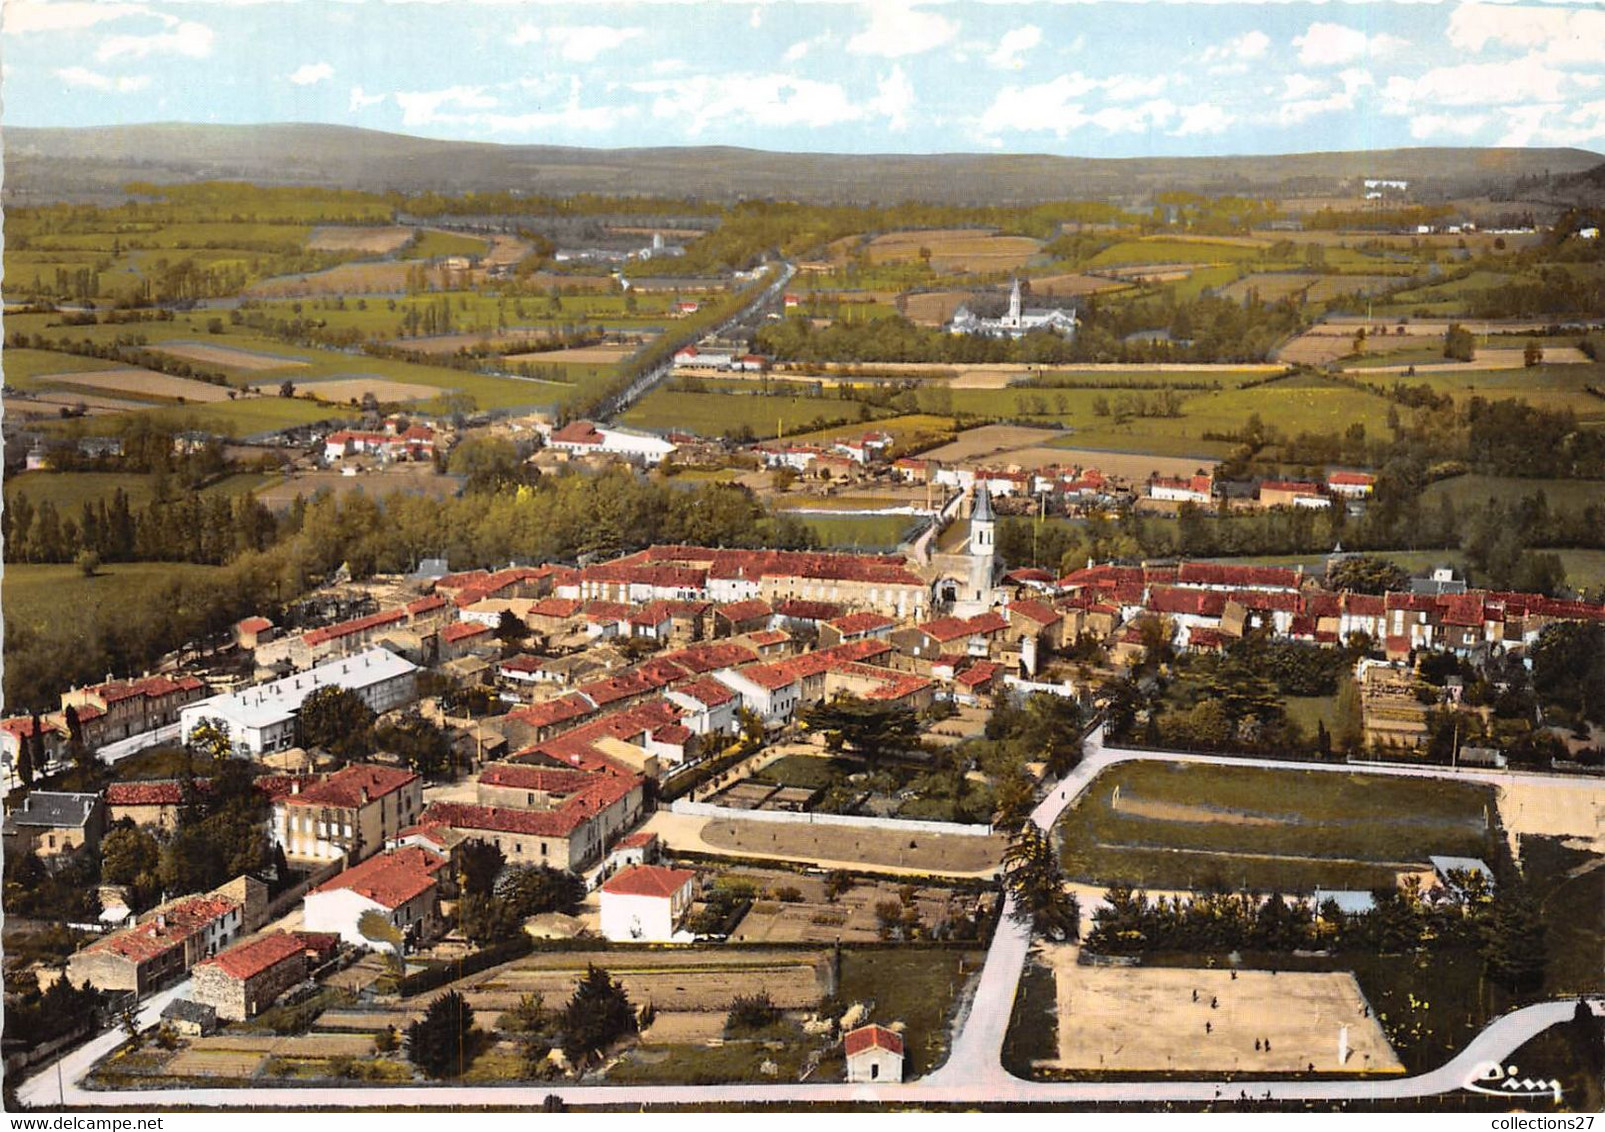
[18,729,1600,1109]
[15,981,192,1110]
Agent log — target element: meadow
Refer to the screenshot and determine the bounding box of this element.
[4,470,270,513]
[620,387,882,439]
[1057,760,1497,894]
[2,561,225,639]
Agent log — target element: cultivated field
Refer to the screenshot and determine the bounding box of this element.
[1029,272,1130,297]
[6,392,155,416]
[1216,273,1320,303]
[724,868,974,945]
[47,368,238,402]
[307,225,415,254]
[292,376,446,403]
[1342,346,1592,374]
[156,341,310,371]
[865,229,1042,273]
[246,260,415,297]
[920,423,1074,463]
[503,344,636,364]
[901,289,972,326]
[1057,760,1497,894]
[1034,944,1402,1075]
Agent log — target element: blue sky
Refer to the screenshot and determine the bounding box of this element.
[3,0,1603,157]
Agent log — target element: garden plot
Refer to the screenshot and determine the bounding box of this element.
[471,958,824,1013]
[724,872,977,946]
[48,367,238,401]
[164,1049,266,1078]
[155,341,309,371]
[1036,944,1402,1075]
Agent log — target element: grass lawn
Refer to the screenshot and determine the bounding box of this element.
[2,561,223,638]
[1,348,127,388]
[750,754,858,791]
[1057,760,1498,895]
[1282,696,1340,738]
[608,1030,819,1085]
[835,948,984,1077]
[797,513,918,550]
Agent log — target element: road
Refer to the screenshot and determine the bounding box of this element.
[16,728,1600,1110]
[15,981,192,1110]
[597,260,796,423]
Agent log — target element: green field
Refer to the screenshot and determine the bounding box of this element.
[835,948,983,1077]
[6,311,576,427]
[1057,760,1498,894]
[1086,239,1269,268]
[1423,474,1605,516]
[396,229,490,261]
[1,348,127,388]
[621,388,879,438]
[3,470,271,513]
[2,561,224,638]
[796,513,918,550]
[1350,362,1605,421]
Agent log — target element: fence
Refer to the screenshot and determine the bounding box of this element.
[668,798,993,837]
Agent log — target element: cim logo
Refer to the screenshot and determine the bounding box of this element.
[1464,1061,1563,1104]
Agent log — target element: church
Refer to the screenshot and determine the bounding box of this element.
[948,278,1079,340]
[923,482,1010,618]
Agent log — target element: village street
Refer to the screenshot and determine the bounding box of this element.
[16,727,1601,1110]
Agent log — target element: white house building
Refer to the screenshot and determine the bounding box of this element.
[598,865,697,942]
[302,847,446,950]
[844,1024,905,1083]
[179,648,417,758]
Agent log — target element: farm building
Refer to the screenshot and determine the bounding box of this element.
[191,931,326,1021]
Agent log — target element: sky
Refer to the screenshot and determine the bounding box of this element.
[2,0,1603,158]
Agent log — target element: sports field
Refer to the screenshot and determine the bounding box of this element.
[1035,944,1401,1075]
[1057,761,1497,894]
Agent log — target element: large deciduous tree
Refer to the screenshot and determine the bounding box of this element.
[801,695,919,764]
[296,686,376,760]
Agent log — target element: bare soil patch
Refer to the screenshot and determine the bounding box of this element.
[901,290,973,327]
[866,229,1041,273]
[503,344,634,364]
[921,424,1072,463]
[48,367,237,401]
[155,342,309,372]
[292,376,443,403]
[1038,447,1220,480]
[1030,273,1131,297]
[1038,944,1402,1074]
[308,226,414,254]
[696,817,1005,876]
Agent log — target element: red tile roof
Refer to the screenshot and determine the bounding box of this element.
[197,931,305,982]
[828,610,897,635]
[844,1024,904,1057]
[660,641,759,673]
[717,599,773,624]
[772,599,844,622]
[303,609,406,648]
[1328,471,1375,486]
[600,864,696,899]
[747,629,791,647]
[406,595,447,616]
[1007,599,1062,627]
[85,894,240,965]
[529,597,583,619]
[672,676,737,709]
[550,421,605,446]
[283,764,417,809]
[506,693,598,731]
[237,616,273,634]
[442,620,493,644]
[1176,562,1302,590]
[478,763,597,794]
[309,847,445,910]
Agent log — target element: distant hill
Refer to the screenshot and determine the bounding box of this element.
[4,122,1601,206]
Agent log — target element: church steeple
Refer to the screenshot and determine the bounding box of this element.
[1006,277,1022,326]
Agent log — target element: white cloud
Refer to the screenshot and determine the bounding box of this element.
[510,23,542,46]
[868,64,915,131]
[1292,22,1407,67]
[54,65,150,92]
[783,39,811,62]
[349,86,386,111]
[986,25,1042,70]
[1199,29,1269,72]
[1088,99,1175,134]
[288,62,334,86]
[749,6,761,28]
[4,2,149,34]
[1409,112,1488,140]
[1274,69,1371,125]
[632,69,910,134]
[96,18,213,61]
[1102,73,1168,102]
[847,2,957,58]
[544,25,643,62]
[1173,102,1234,136]
[1381,59,1569,112]
[1448,3,1605,67]
[394,85,498,128]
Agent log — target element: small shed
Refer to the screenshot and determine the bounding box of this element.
[844,1023,905,1084]
[161,998,218,1037]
